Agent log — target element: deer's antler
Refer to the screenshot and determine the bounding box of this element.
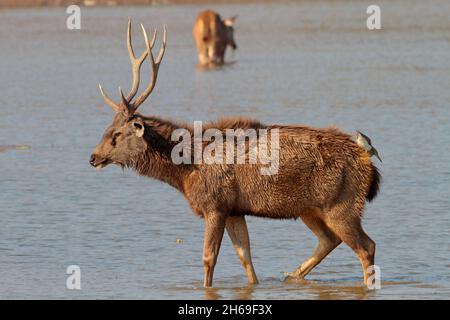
[129,24,167,113]
[98,18,167,115]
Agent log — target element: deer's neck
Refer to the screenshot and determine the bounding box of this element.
[133,116,193,193]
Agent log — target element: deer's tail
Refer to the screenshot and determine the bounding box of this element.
[366,164,381,202]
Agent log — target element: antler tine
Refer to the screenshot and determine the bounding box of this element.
[99,84,122,113]
[126,18,136,59]
[118,86,131,112]
[150,28,157,49]
[126,17,148,102]
[130,24,167,112]
[155,25,167,64]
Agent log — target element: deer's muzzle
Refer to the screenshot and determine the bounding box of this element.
[90,154,109,168]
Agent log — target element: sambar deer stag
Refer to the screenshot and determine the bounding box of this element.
[192,10,237,65]
[91,19,381,288]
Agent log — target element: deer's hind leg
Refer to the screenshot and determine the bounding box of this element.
[197,49,210,65]
[325,208,376,286]
[226,216,258,284]
[286,209,342,279]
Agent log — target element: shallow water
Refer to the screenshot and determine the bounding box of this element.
[1,0,449,299]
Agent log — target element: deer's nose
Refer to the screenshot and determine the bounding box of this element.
[89,154,97,167]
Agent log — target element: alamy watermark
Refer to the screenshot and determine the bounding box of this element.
[66,5,81,30]
[367,5,381,30]
[66,5,381,32]
[171,121,280,175]
[66,265,81,290]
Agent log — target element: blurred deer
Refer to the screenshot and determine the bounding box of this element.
[91,19,381,288]
[193,10,237,65]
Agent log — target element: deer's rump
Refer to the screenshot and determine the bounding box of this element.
[192,10,227,62]
[193,10,222,43]
[225,126,377,219]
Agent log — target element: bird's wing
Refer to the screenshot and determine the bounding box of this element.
[373,148,382,162]
[356,130,372,145]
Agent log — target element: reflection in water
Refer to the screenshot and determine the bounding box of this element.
[201,278,376,300]
[198,278,424,300]
[233,285,255,300]
[204,288,222,300]
[196,60,237,71]
[301,282,372,300]
[204,285,255,300]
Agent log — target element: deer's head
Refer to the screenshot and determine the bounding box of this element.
[90,19,167,170]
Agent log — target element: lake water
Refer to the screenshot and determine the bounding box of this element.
[0,0,449,299]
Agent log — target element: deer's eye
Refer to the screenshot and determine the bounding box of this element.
[111,132,121,146]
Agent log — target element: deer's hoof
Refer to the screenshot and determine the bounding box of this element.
[283,272,305,283]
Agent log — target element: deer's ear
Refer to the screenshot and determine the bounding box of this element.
[133,121,145,138]
[224,16,237,27]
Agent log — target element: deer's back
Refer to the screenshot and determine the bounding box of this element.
[183,122,373,219]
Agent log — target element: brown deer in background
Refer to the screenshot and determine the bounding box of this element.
[193,10,237,65]
[91,19,381,288]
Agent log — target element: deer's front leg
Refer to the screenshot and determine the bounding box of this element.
[203,211,227,287]
[226,216,258,284]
